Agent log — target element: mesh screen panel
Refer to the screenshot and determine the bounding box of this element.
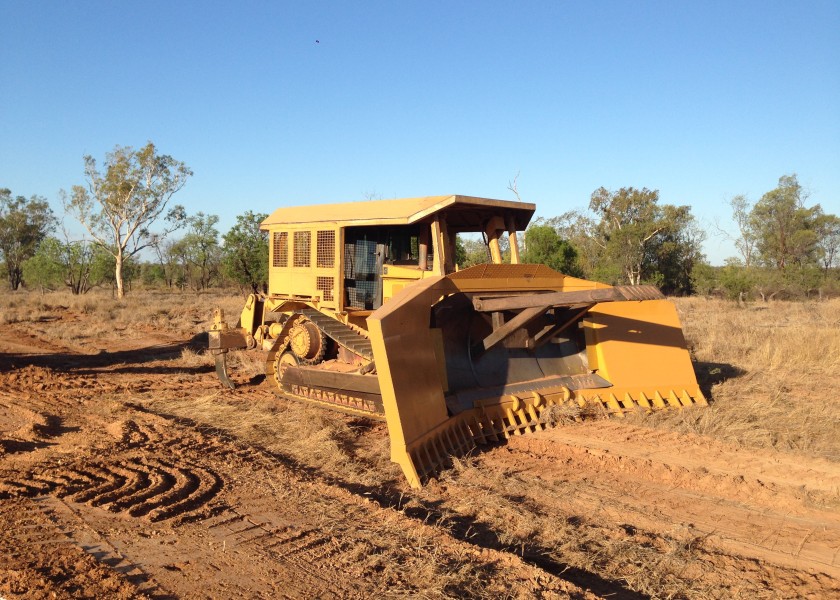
[293,231,311,267]
[351,281,376,308]
[316,230,335,268]
[272,232,288,267]
[316,276,334,302]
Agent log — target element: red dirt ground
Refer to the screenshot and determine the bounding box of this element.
[0,312,838,599]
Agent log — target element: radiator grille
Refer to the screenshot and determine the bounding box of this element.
[293,231,311,267]
[272,232,288,267]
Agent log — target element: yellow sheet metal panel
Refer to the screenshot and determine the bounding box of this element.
[261,195,536,229]
[382,264,425,303]
[585,299,698,390]
[445,263,607,293]
[367,276,454,486]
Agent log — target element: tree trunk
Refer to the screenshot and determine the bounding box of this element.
[10,268,22,290]
[115,252,125,299]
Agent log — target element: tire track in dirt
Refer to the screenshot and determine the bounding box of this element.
[535,422,840,498]
[0,409,372,596]
[2,390,583,597]
[199,506,366,599]
[0,456,224,525]
[0,497,152,599]
[35,495,175,599]
[118,401,596,598]
[122,388,667,598]
[111,406,400,597]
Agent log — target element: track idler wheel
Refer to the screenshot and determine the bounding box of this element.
[288,320,326,365]
[277,350,299,376]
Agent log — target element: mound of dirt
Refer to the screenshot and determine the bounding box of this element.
[0,365,64,391]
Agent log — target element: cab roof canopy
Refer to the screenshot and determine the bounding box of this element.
[260,195,536,232]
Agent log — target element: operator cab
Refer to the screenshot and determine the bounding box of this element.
[260,195,535,311]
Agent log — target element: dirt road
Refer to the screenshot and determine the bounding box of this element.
[1,312,838,599]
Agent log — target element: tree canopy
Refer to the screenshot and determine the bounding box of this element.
[727,174,837,273]
[749,174,821,269]
[717,174,839,300]
[0,189,55,290]
[172,212,221,290]
[22,236,116,294]
[221,211,268,293]
[544,187,704,294]
[521,222,581,277]
[587,186,699,287]
[815,213,840,272]
[63,142,191,298]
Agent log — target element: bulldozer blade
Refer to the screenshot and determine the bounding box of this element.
[368,265,705,489]
[214,352,236,390]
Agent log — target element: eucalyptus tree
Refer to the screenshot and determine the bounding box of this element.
[174,212,221,290]
[815,214,840,272]
[749,174,820,269]
[63,142,191,298]
[587,186,700,290]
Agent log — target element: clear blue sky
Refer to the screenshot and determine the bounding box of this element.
[2,1,838,264]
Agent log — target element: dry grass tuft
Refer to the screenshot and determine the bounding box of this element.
[675,297,840,374]
[179,347,212,368]
[542,401,607,426]
[0,288,252,342]
[225,349,267,380]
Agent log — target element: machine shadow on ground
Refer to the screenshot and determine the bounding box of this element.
[693,361,745,399]
[0,339,211,376]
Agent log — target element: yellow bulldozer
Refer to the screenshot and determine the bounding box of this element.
[209,195,706,488]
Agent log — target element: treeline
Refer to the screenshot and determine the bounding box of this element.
[1,142,837,300]
[459,174,839,299]
[698,175,840,300]
[10,210,269,295]
[1,143,269,297]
